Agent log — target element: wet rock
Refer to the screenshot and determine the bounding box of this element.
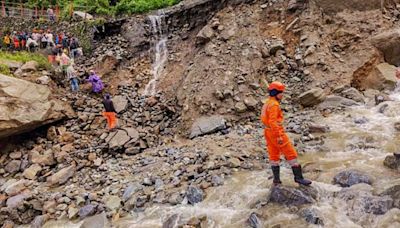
[298,88,326,107]
[383,155,400,170]
[122,183,143,202]
[299,207,324,225]
[375,94,391,105]
[190,115,227,139]
[319,95,359,109]
[196,25,214,44]
[108,130,130,148]
[105,195,121,211]
[394,122,400,132]
[333,169,373,187]
[268,185,315,206]
[20,61,39,72]
[112,95,128,113]
[341,88,365,103]
[351,194,393,215]
[162,214,179,228]
[248,212,261,228]
[23,164,42,180]
[79,204,97,219]
[354,117,369,124]
[211,175,224,186]
[5,160,21,174]
[47,165,76,185]
[375,208,400,227]
[0,74,74,138]
[308,124,330,133]
[186,186,204,205]
[380,182,400,208]
[81,213,110,228]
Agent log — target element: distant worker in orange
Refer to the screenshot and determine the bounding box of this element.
[102,94,118,130]
[261,81,312,186]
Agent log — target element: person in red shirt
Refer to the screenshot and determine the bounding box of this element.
[261,82,312,186]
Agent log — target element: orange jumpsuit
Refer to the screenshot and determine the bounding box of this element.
[102,112,117,129]
[261,97,298,162]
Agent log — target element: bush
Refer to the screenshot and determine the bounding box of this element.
[0,51,51,70]
[0,64,11,76]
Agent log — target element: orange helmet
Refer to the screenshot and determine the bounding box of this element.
[268,81,285,92]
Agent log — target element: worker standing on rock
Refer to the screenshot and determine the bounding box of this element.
[261,81,312,186]
[102,94,118,130]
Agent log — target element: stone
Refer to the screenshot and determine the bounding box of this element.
[248,212,261,228]
[228,157,241,168]
[375,208,400,227]
[319,95,359,109]
[36,76,50,85]
[244,97,258,109]
[47,165,76,186]
[31,215,48,228]
[384,155,400,170]
[122,183,143,202]
[6,192,30,208]
[186,186,204,205]
[5,160,21,174]
[79,204,97,219]
[162,214,179,228]
[2,220,14,228]
[308,124,330,133]
[105,195,121,211]
[196,25,214,44]
[20,61,39,72]
[81,213,110,228]
[350,194,393,215]
[371,29,400,66]
[298,88,326,107]
[112,95,128,113]
[30,149,55,166]
[354,63,398,91]
[108,130,130,148]
[9,151,21,159]
[268,185,315,206]
[333,169,373,187]
[235,102,247,113]
[68,206,79,219]
[5,180,27,196]
[394,122,400,132]
[375,94,391,105]
[340,88,365,103]
[211,175,224,186]
[380,182,400,208]
[23,164,42,180]
[190,115,227,139]
[269,40,285,55]
[299,208,324,225]
[124,128,140,142]
[314,0,381,13]
[0,74,74,138]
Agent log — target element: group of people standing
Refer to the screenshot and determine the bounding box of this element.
[1,29,81,58]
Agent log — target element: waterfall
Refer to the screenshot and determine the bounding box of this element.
[144,11,169,96]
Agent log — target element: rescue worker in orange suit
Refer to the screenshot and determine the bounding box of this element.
[102,94,118,130]
[261,82,312,186]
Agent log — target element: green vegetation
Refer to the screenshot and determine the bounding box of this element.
[0,51,51,70]
[21,0,181,16]
[0,64,11,76]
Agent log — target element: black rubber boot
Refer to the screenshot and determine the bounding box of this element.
[292,165,312,186]
[271,166,282,185]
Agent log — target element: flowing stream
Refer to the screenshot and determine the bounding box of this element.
[144,11,169,96]
[115,89,400,228]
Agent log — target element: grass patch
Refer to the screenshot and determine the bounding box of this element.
[0,64,11,76]
[0,51,51,70]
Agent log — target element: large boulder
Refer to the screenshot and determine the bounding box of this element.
[20,61,39,72]
[186,186,204,205]
[354,63,398,91]
[190,115,227,139]
[0,74,74,138]
[380,181,400,208]
[384,154,400,171]
[299,207,324,225]
[112,95,128,113]
[318,95,359,109]
[268,185,316,206]
[371,30,400,66]
[333,169,373,187]
[298,88,326,107]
